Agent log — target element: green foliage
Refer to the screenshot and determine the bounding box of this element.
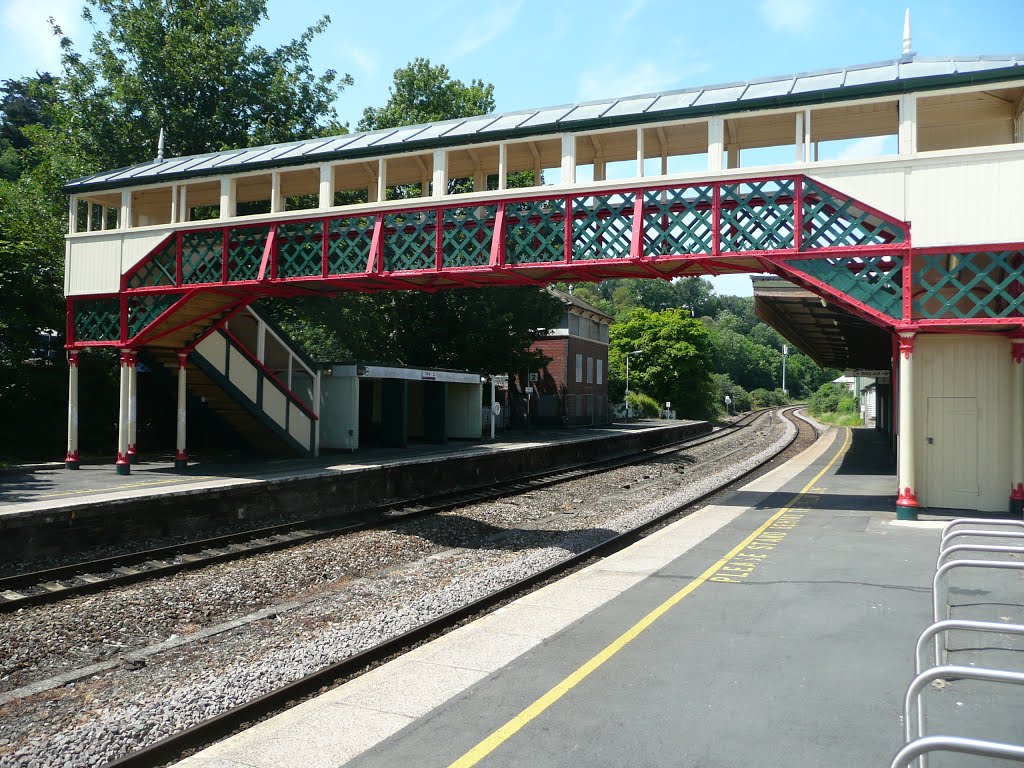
[51,0,351,168]
[627,391,661,418]
[809,383,858,416]
[610,307,716,418]
[711,373,752,413]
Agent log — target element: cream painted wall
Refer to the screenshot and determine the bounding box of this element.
[915,334,1010,512]
[319,376,359,450]
[447,383,483,439]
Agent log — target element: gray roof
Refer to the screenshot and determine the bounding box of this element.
[66,55,1024,194]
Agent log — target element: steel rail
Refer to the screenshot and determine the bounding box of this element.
[104,407,810,767]
[0,409,776,612]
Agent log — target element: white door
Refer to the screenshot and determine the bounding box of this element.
[925,397,979,509]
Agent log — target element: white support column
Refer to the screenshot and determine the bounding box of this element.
[271,171,284,213]
[100,205,108,231]
[170,184,179,223]
[560,134,576,185]
[179,185,190,223]
[116,350,132,475]
[175,352,188,470]
[65,352,81,469]
[1011,338,1024,517]
[896,332,918,517]
[432,150,447,197]
[127,356,138,464]
[708,117,724,173]
[795,112,805,163]
[219,177,236,219]
[319,164,334,210]
[726,144,740,170]
[803,108,812,161]
[120,190,132,230]
[257,318,266,364]
[898,93,918,155]
[377,158,386,202]
[313,370,321,458]
[636,128,645,178]
[86,201,94,232]
[498,143,508,191]
[68,195,78,234]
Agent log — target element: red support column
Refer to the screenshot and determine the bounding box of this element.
[896,332,919,516]
[65,351,81,469]
[175,352,188,471]
[115,349,133,475]
[1010,337,1024,517]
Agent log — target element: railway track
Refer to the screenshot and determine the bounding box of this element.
[98,406,813,768]
[0,410,771,613]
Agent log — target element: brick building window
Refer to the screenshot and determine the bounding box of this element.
[597,358,603,385]
[587,356,593,384]
[575,353,583,383]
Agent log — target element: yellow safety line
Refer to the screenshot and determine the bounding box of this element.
[448,427,852,768]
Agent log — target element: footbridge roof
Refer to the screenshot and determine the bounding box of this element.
[65,54,1024,194]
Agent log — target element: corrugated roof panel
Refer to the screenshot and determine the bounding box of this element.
[442,114,502,138]
[516,106,575,129]
[845,62,898,87]
[473,112,531,132]
[372,124,430,146]
[692,83,747,107]
[645,90,700,114]
[273,138,334,160]
[152,157,203,176]
[187,151,247,172]
[410,119,466,141]
[559,101,615,122]
[340,129,399,151]
[214,146,278,167]
[113,162,164,180]
[314,134,364,154]
[790,69,846,94]
[602,96,657,117]
[743,77,795,100]
[900,59,956,79]
[954,56,1018,73]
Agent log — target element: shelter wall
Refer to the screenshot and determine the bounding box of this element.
[913,334,1011,512]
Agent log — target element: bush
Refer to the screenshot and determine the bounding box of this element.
[627,391,661,417]
[711,372,752,413]
[809,383,858,416]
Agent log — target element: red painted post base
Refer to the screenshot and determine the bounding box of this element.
[127,445,138,464]
[174,450,188,471]
[896,487,919,520]
[64,451,80,470]
[115,454,131,476]
[1010,483,1024,519]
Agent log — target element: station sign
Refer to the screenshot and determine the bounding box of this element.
[491,374,509,386]
[845,370,890,383]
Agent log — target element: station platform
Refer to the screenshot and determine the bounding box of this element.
[175,425,1024,768]
[0,419,712,564]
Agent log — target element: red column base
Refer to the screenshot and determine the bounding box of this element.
[896,487,919,520]
[174,449,188,471]
[127,445,138,464]
[115,453,131,476]
[64,451,80,470]
[1010,483,1024,518]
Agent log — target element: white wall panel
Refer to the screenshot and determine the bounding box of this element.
[64,235,123,296]
[120,230,174,274]
[288,404,311,447]
[229,349,258,403]
[262,384,286,428]
[811,167,907,220]
[195,334,227,372]
[916,334,1010,512]
[319,377,359,450]
[446,383,482,438]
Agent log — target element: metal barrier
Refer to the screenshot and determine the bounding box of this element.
[940,528,1024,552]
[937,542,1024,569]
[915,619,1024,674]
[932,559,1024,661]
[941,518,1024,538]
[890,735,1024,768]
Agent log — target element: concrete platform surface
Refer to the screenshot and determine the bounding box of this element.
[174,425,1024,768]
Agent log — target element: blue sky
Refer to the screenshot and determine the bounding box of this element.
[2,0,1022,294]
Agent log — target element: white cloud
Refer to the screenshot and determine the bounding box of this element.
[0,0,83,74]
[348,46,378,76]
[451,0,523,58]
[757,0,823,34]
[577,58,709,101]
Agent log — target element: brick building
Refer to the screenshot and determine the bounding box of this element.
[523,288,613,426]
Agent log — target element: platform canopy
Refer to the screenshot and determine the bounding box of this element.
[752,276,892,371]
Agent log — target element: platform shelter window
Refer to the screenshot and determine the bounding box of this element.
[597,358,603,385]
[587,357,594,384]
[575,353,583,383]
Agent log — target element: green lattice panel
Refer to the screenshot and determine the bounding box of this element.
[504,199,565,264]
[913,251,1024,319]
[801,179,905,250]
[74,298,121,342]
[277,221,324,278]
[128,237,177,288]
[641,186,713,256]
[328,217,375,275]
[442,206,495,268]
[227,226,269,281]
[384,211,436,272]
[572,193,634,261]
[787,255,903,319]
[720,180,794,252]
[181,230,224,284]
[128,293,183,338]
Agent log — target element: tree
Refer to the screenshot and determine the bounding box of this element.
[609,308,716,417]
[50,0,351,169]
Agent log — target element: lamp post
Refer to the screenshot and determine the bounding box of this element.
[624,349,642,420]
[781,343,789,395]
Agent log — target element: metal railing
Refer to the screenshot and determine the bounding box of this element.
[891,516,1024,768]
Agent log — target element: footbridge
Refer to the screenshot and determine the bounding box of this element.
[62,54,1024,517]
